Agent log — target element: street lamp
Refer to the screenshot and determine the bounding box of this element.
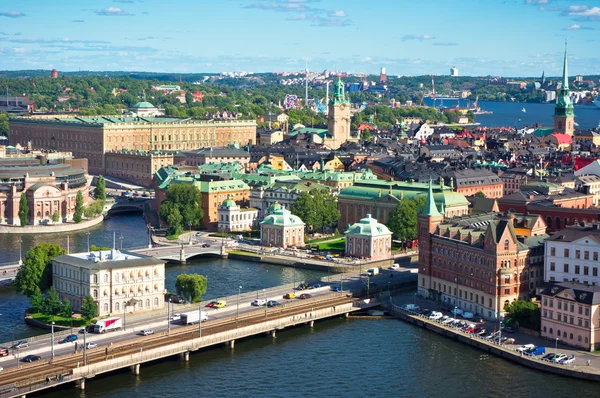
[51,321,55,359]
[236,286,242,328]
[263,289,267,320]
[293,265,296,291]
[555,337,559,351]
[18,239,22,265]
[83,328,87,365]
[168,299,171,334]
[86,232,91,253]
[119,234,124,250]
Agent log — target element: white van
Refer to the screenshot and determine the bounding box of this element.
[366,267,380,276]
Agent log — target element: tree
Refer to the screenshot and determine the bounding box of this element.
[18,193,28,226]
[504,300,541,331]
[387,197,426,241]
[15,244,67,297]
[51,211,60,223]
[175,274,207,303]
[81,295,98,320]
[90,244,110,251]
[60,299,72,319]
[474,191,486,198]
[360,129,372,143]
[44,286,62,316]
[73,190,84,223]
[94,175,106,201]
[290,189,340,232]
[0,113,8,135]
[159,184,203,235]
[30,290,45,313]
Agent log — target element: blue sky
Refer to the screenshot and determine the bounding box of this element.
[0,0,599,76]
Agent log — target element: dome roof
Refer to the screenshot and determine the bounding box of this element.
[345,214,391,237]
[267,201,282,213]
[221,194,237,208]
[132,101,155,109]
[261,207,304,227]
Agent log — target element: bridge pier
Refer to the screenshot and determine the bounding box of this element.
[271,330,276,338]
[229,340,235,350]
[182,351,190,361]
[309,320,314,328]
[131,363,140,375]
[76,378,85,390]
[345,313,349,318]
[179,246,186,265]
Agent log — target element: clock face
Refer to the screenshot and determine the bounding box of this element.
[340,103,346,110]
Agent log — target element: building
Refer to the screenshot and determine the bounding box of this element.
[345,214,392,260]
[183,147,250,169]
[379,67,387,84]
[540,282,600,351]
[419,145,459,162]
[544,226,600,285]
[249,180,330,220]
[217,195,259,232]
[105,150,174,187]
[0,159,90,225]
[51,69,58,79]
[575,175,600,206]
[417,180,548,320]
[574,131,600,151]
[499,168,531,196]
[260,206,305,248]
[129,101,163,117]
[9,115,256,176]
[257,130,285,146]
[443,169,504,198]
[324,78,352,150]
[554,45,575,136]
[52,249,166,317]
[338,179,470,228]
[450,67,459,77]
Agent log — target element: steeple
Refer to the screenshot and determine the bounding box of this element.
[561,41,569,91]
[553,41,575,135]
[331,76,348,105]
[421,177,441,217]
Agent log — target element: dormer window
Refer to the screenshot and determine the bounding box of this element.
[504,239,509,250]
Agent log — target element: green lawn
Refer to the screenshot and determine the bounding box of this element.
[312,238,345,252]
[29,313,89,328]
[308,234,342,244]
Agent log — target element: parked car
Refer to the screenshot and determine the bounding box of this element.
[541,353,558,362]
[11,341,28,349]
[139,329,154,336]
[476,329,487,336]
[296,283,310,290]
[440,317,454,325]
[165,293,186,304]
[310,284,322,289]
[501,337,516,344]
[267,300,281,307]
[78,325,95,334]
[201,244,211,248]
[331,286,342,292]
[502,327,515,334]
[483,333,495,340]
[214,300,227,308]
[60,334,78,344]
[251,299,266,306]
[298,293,312,299]
[560,354,575,365]
[428,311,443,321]
[21,355,41,363]
[525,346,545,357]
[85,342,98,349]
[283,293,296,299]
[171,313,181,321]
[553,353,568,363]
[516,344,536,352]
[389,263,400,270]
[205,301,217,308]
[464,325,477,333]
[0,348,9,357]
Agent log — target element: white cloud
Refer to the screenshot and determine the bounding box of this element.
[95,7,133,16]
[565,5,600,21]
[0,10,26,18]
[402,34,435,41]
[330,10,346,17]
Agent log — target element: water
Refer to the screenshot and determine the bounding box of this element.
[38,318,597,398]
[423,98,600,129]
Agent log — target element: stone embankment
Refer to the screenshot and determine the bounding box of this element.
[0,215,104,234]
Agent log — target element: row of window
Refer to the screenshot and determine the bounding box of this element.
[102,297,160,313]
[549,262,599,276]
[549,247,600,261]
[543,326,590,345]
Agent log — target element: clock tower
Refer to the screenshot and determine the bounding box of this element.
[554,42,575,136]
[327,77,351,149]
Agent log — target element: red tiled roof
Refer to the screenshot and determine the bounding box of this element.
[551,133,572,145]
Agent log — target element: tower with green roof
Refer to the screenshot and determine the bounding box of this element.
[417,178,444,288]
[327,77,351,149]
[554,42,575,136]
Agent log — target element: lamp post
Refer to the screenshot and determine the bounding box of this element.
[367,275,370,297]
[555,337,559,351]
[293,265,296,291]
[148,225,152,249]
[263,289,267,320]
[18,239,22,265]
[83,328,87,365]
[123,305,127,331]
[198,303,202,338]
[86,232,91,253]
[168,299,171,334]
[236,286,242,328]
[51,321,55,359]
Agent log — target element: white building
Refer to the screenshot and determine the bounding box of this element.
[450,67,459,77]
[575,175,600,206]
[52,249,166,317]
[217,195,259,232]
[545,91,557,103]
[545,226,600,286]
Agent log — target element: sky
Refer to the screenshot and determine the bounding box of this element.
[0,0,599,77]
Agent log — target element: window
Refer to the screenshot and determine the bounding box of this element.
[564,248,570,257]
[575,265,581,274]
[504,288,510,294]
[576,250,581,259]
[93,289,98,298]
[504,239,509,250]
[549,299,554,307]
[570,316,574,324]
[579,306,583,315]
[564,264,569,273]
[570,304,574,312]
[550,247,556,256]
[594,252,598,261]
[594,268,598,277]
[550,262,555,271]
[585,251,590,260]
[558,301,562,310]
[584,266,589,276]
[104,303,109,313]
[585,308,590,316]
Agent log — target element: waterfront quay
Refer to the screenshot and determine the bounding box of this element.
[389,294,600,382]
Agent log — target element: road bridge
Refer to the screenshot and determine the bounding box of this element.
[130,244,226,263]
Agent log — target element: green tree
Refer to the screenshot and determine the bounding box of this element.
[175,273,207,303]
[15,244,67,297]
[60,298,72,318]
[290,189,340,232]
[44,286,62,316]
[159,184,203,235]
[30,290,45,313]
[90,244,110,251]
[18,193,28,226]
[73,190,84,223]
[360,129,372,143]
[51,211,60,222]
[94,175,106,200]
[504,300,541,331]
[185,92,194,105]
[0,113,8,135]
[474,191,486,198]
[387,197,426,240]
[81,295,98,320]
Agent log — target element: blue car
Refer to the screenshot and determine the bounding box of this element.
[332,286,342,292]
[60,334,78,344]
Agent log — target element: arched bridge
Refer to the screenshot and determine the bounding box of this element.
[130,244,226,263]
[106,201,145,215]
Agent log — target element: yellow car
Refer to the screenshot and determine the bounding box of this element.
[283,293,296,299]
[214,300,227,308]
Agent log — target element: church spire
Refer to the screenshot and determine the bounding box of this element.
[421,177,441,217]
[562,41,569,91]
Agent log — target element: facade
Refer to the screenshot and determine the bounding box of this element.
[345,214,392,260]
[540,282,600,351]
[217,195,259,232]
[575,175,600,206]
[257,130,285,146]
[260,206,305,248]
[554,46,575,136]
[9,115,256,175]
[0,160,90,225]
[417,180,548,320]
[499,168,530,196]
[52,249,166,317]
[324,78,352,150]
[105,150,174,187]
[249,180,330,220]
[183,147,250,169]
[338,179,470,228]
[544,226,600,285]
[444,169,504,198]
[129,102,163,117]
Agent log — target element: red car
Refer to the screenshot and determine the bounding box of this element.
[298,293,312,299]
[473,327,482,334]
[464,326,475,333]
[205,301,216,308]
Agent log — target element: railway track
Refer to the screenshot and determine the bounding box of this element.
[0,294,356,389]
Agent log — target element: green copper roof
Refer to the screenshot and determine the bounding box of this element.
[345,214,391,237]
[133,101,155,108]
[421,178,442,217]
[267,201,282,213]
[555,42,574,117]
[221,194,237,208]
[330,77,350,106]
[261,207,305,227]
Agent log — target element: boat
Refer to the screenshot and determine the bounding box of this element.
[522,107,526,113]
[594,95,600,108]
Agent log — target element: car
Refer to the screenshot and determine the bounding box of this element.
[139,329,154,336]
[11,340,28,349]
[516,344,536,352]
[296,283,310,290]
[298,293,312,299]
[472,327,483,334]
[464,325,476,333]
[0,366,3,372]
[0,348,8,357]
[85,342,98,349]
[389,263,400,270]
[451,308,464,316]
[428,311,443,321]
[283,293,296,299]
[251,299,266,306]
[502,327,515,334]
[201,243,211,248]
[214,300,227,308]
[483,333,496,340]
[476,329,487,336]
[559,354,575,365]
[267,300,281,307]
[21,355,41,363]
[541,353,558,362]
[171,313,181,321]
[501,337,516,344]
[165,293,186,304]
[205,301,217,308]
[440,317,454,325]
[331,286,342,292]
[60,334,78,344]
[552,353,568,363]
[310,284,322,289]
